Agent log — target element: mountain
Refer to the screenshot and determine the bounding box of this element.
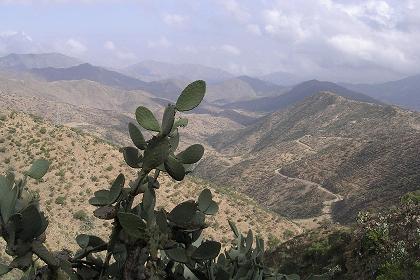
[205,76,286,104]
[30,63,147,89]
[224,79,379,113]
[205,76,284,104]
[343,74,420,110]
[237,75,286,94]
[0,108,300,256]
[0,74,252,145]
[0,53,82,70]
[123,60,234,83]
[196,92,420,225]
[28,63,187,100]
[259,70,302,86]
[0,31,42,55]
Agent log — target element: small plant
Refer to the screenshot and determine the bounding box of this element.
[90,175,98,182]
[55,196,66,205]
[105,165,113,172]
[73,210,88,221]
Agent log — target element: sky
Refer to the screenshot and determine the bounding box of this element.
[0,0,419,83]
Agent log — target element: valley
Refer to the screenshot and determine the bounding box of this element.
[0,109,300,257]
[1,52,419,250]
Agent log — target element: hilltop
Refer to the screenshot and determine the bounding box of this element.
[0,53,82,70]
[224,80,379,113]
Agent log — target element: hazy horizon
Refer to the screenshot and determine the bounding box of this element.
[1,0,419,83]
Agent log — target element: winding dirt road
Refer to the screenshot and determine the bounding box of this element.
[274,168,344,228]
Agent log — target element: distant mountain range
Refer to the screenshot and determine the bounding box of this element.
[206,76,287,103]
[224,80,379,112]
[197,92,420,222]
[123,60,234,83]
[9,56,285,105]
[29,63,187,101]
[1,52,420,114]
[31,63,148,89]
[0,53,82,70]
[259,70,303,86]
[342,74,420,111]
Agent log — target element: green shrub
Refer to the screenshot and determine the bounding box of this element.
[73,210,88,221]
[55,196,66,205]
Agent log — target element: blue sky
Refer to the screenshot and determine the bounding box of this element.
[0,0,419,83]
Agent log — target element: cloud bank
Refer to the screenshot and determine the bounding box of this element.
[0,0,419,82]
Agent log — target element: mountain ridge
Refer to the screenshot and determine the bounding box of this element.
[0,52,82,70]
[343,74,420,110]
[224,79,380,113]
[196,92,420,225]
[123,59,234,83]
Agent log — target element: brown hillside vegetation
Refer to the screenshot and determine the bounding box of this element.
[197,92,420,224]
[0,109,300,256]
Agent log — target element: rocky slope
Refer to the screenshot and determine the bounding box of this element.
[197,92,420,224]
[224,80,379,113]
[0,110,300,256]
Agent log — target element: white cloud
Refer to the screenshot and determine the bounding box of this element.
[338,0,396,28]
[328,34,409,70]
[104,40,116,51]
[0,30,40,54]
[163,13,187,26]
[147,36,172,48]
[0,0,111,3]
[103,40,136,61]
[246,24,262,36]
[220,44,241,56]
[219,0,250,22]
[62,38,87,54]
[263,9,308,41]
[180,45,198,53]
[115,51,136,60]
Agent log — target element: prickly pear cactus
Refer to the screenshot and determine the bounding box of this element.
[0,80,301,280]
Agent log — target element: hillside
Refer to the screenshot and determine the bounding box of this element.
[28,63,187,100]
[30,63,148,89]
[123,60,233,83]
[224,80,379,113]
[344,74,420,111]
[0,109,300,259]
[206,76,286,104]
[0,53,82,70]
[27,62,288,105]
[196,92,420,225]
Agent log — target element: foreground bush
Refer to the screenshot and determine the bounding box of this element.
[266,193,419,280]
[0,81,302,279]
